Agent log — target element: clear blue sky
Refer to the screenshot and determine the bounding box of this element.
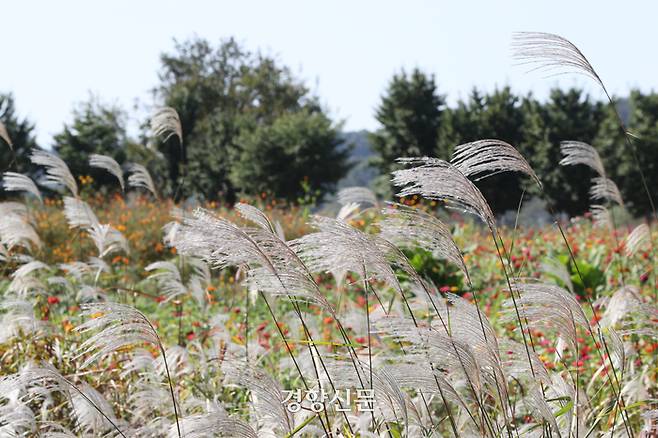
[1,0,656,146]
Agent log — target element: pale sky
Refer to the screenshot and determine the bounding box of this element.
[1,0,656,146]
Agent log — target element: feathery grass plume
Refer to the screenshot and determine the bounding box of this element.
[170,417,258,438]
[63,196,98,228]
[76,302,181,435]
[0,299,46,343]
[0,213,41,251]
[499,339,551,387]
[151,107,183,145]
[292,215,400,291]
[590,176,624,206]
[379,202,469,282]
[590,204,613,229]
[145,261,187,302]
[175,208,332,311]
[89,154,124,191]
[70,382,121,435]
[511,32,605,88]
[18,362,128,438]
[76,302,162,368]
[600,286,642,328]
[222,362,294,435]
[450,139,541,187]
[30,149,78,197]
[325,359,409,430]
[559,141,606,177]
[63,196,127,257]
[337,186,378,207]
[433,294,510,414]
[235,202,275,232]
[509,281,590,350]
[89,224,129,258]
[0,400,35,436]
[127,163,157,197]
[624,223,650,257]
[0,200,28,218]
[392,157,495,227]
[0,120,13,149]
[2,172,43,202]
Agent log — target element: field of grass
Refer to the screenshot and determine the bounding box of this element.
[1,178,656,437]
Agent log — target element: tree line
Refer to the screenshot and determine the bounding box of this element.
[2,37,658,216]
[371,68,658,216]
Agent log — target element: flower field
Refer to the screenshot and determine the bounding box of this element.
[1,177,656,436]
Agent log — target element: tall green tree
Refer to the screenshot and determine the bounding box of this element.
[0,93,40,174]
[369,68,446,196]
[595,91,658,216]
[524,88,604,215]
[53,97,130,191]
[230,110,349,200]
[155,37,341,202]
[444,87,527,213]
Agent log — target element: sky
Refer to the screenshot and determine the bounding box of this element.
[1,0,657,146]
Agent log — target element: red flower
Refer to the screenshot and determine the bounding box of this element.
[47,296,60,305]
[186,331,195,341]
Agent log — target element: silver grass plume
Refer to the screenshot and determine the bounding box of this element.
[235,202,275,232]
[151,107,183,145]
[0,213,41,251]
[510,281,590,350]
[624,223,650,257]
[145,261,187,302]
[174,208,333,311]
[451,139,541,187]
[379,203,469,282]
[434,294,510,409]
[590,176,624,206]
[600,286,641,328]
[512,32,605,90]
[0,120,12,149]
[560,141,606,177]
[337,186,378,207]
[71,382,120,434]
[171,417,257,438]
[127,163,157,197]
[222,362,294,435]
[392,158,495,227]
[63,197,128,257]
[590,205,613,229]
[30,149,78,197]
[0,299,47,343]
[89,154,124,191]
[2,172,43,202]
[76,302,161,369]
[63,196,98,229]
[291,215,400,292]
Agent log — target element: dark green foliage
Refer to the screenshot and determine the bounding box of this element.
[0,93,40,175]
[229,110,350,201]
[155,37,345,202]
[444,87,527,213]
[522,89,605,216]
[595,91,658,217]
[371,65,658,216]
[369,69,446,196]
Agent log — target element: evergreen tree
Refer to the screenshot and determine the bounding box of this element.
[369,68,446,196]
[0,93,40,175]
